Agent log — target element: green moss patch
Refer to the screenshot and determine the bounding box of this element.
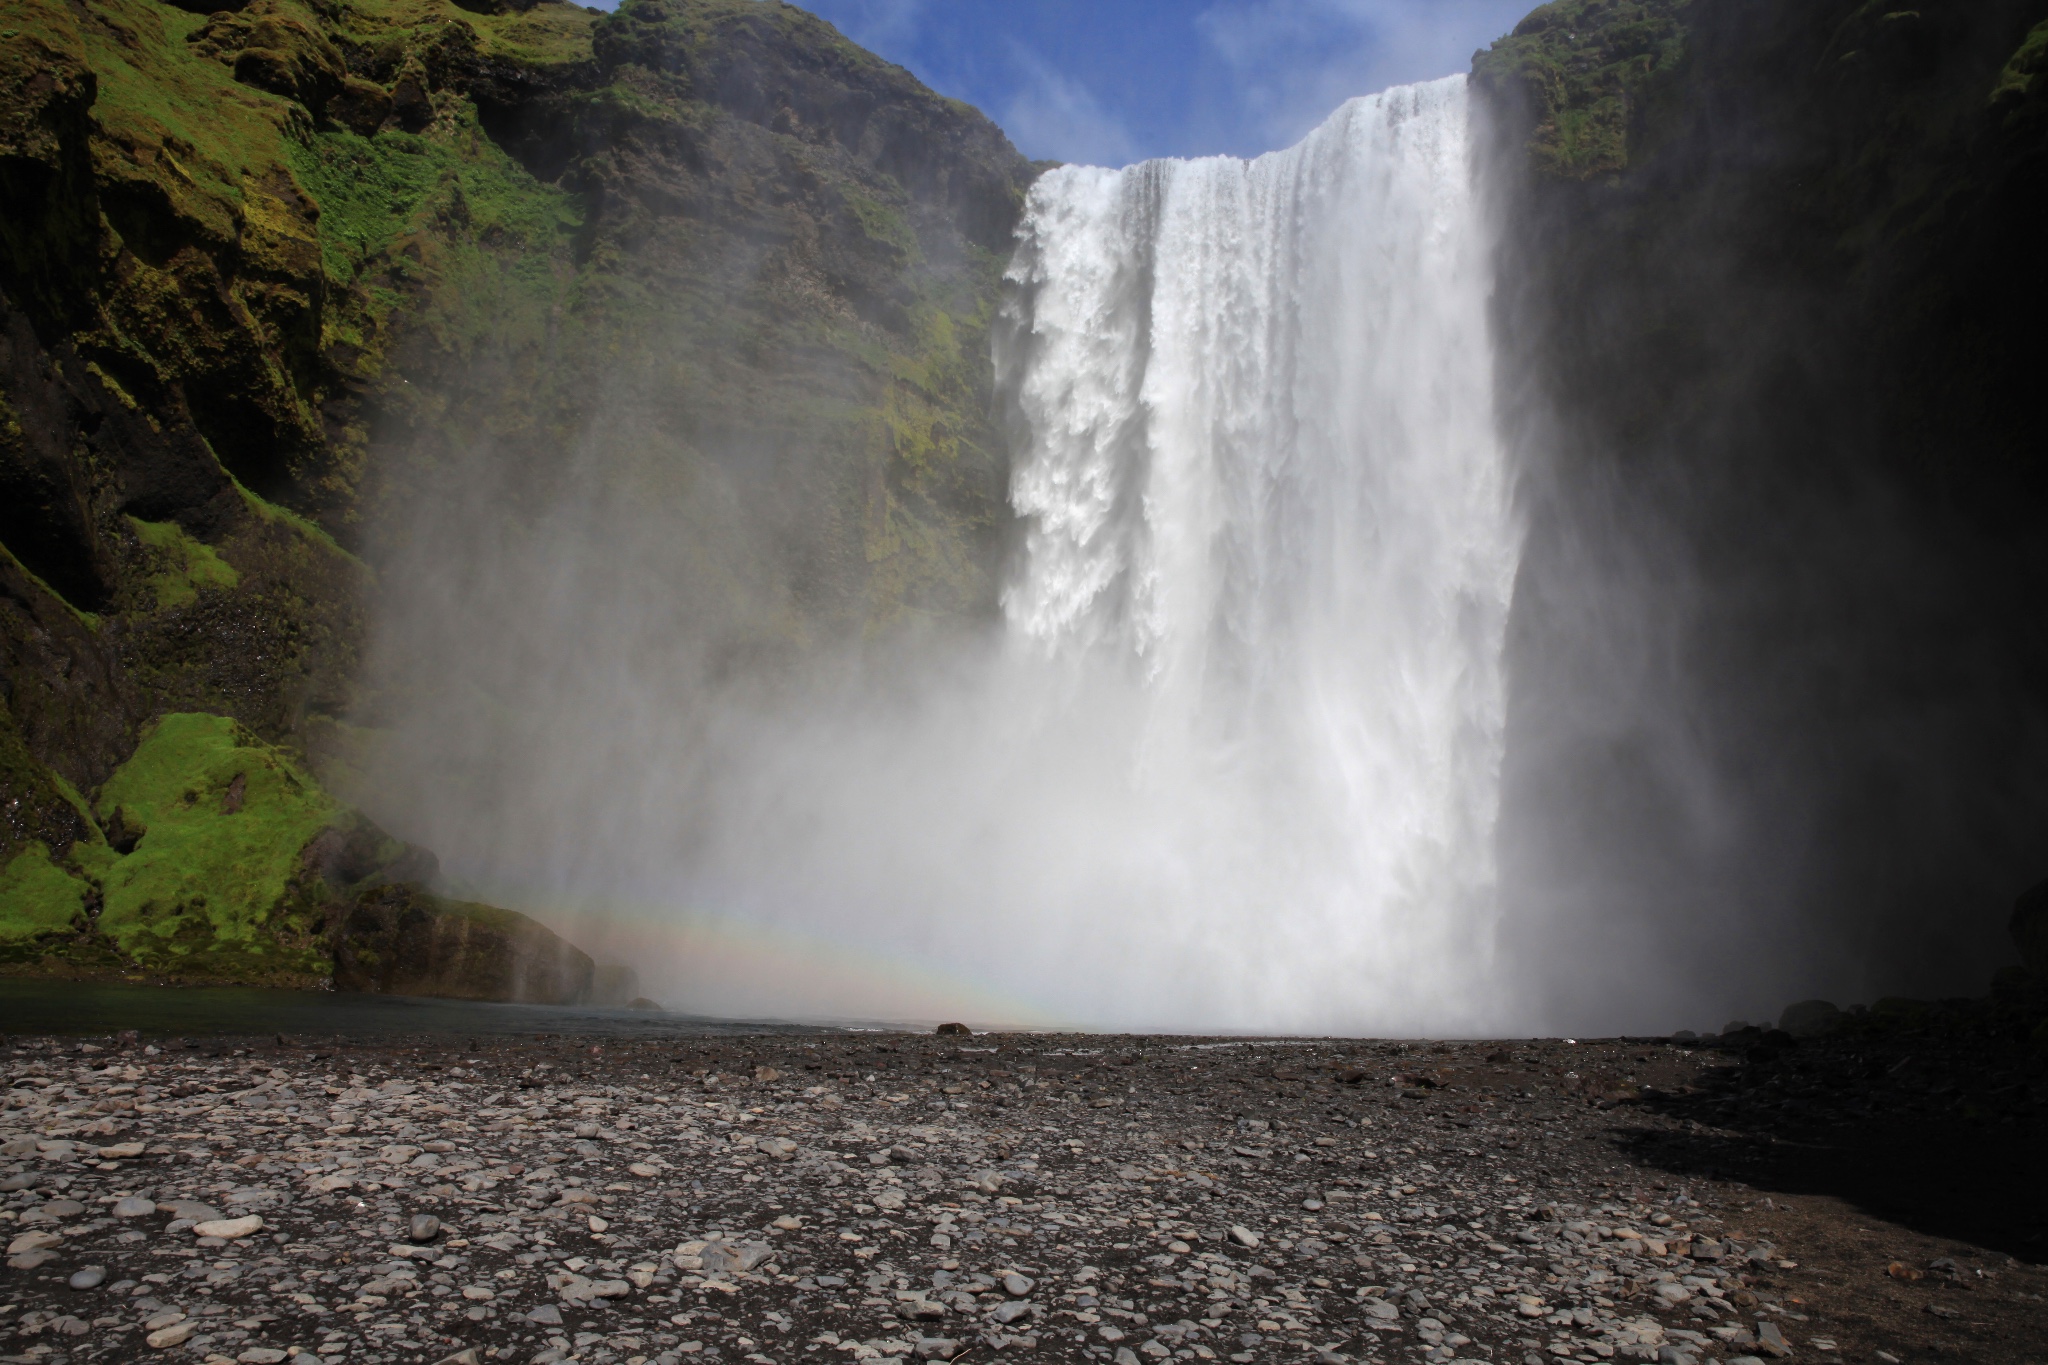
[287,119,582,294]
[92,713,340,982]
[0,844,94,949]
[127,517,242,610]
[1994,18,2048,101]
[1473,0,1691,180]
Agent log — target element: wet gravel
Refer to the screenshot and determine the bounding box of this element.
[0,1029,2042,1365]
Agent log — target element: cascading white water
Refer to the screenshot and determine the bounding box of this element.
[991,75,1520,1028]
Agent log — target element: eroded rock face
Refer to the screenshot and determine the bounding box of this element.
[330,886,595,1004]
[1,0,1033,991]
[1473,0,2048,1009]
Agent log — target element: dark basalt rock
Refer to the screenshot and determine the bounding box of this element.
[1474,0,2048,1010]
[330,884,595,1004]
[327,74,395,135]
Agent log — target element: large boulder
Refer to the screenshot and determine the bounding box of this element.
[88,713,342,985]
[329,886,594,1004]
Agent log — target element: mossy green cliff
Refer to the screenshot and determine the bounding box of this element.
[0,0,1032,988]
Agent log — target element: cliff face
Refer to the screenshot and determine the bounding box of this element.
[0,0,1031,984]
[1474,0,2048,1022]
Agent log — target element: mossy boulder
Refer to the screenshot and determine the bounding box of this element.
[89,712,341,983]
[0,710,594,998]
[0,844,96,955]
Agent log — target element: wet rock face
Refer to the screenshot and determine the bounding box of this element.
[330,887,596,1005]
[1,0,1035,991]
[1473,0,2048,1008]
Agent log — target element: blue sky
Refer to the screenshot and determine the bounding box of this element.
[604,1,1542,165]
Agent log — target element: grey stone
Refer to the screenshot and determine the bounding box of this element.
[158,1200,223,1223]
[1000,1272,1033,1296]
[113,1196,156,1217]
[410,1213,443,1243]
[700,1238,773,1273]
[66,1266,105,1290]
[989,1299,1033,1324]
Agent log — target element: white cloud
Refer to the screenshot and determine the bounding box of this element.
[1000,45,1141,168]
[810,0,929,53]
[1197,0,1532,150]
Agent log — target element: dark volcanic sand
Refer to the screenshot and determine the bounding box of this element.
[0,1024,2041,1365]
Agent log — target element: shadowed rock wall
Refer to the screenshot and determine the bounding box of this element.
[1475,0,2048,1027]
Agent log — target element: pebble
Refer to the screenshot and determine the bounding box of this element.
[146,1319,198,1348]
[0,1029,1968,1365]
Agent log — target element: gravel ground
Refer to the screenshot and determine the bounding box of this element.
[0,1024,2041,1365]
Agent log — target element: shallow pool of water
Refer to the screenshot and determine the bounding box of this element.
[0,979,841,1040]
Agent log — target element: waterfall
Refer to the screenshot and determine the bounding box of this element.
[363,76,1520,1034]
[992,75,1520,1027]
